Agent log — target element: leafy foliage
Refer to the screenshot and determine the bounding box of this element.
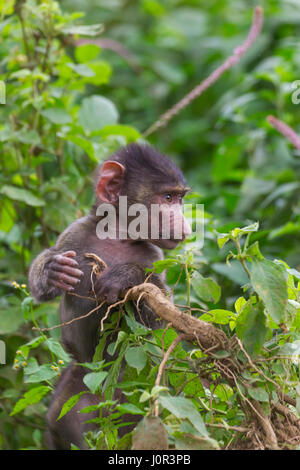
[1,0,300,451]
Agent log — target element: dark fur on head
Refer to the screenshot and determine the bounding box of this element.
[94,143,187,208]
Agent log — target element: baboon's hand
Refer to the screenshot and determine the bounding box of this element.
[47,251,84,292]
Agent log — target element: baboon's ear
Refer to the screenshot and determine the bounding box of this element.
[96,161,125,204]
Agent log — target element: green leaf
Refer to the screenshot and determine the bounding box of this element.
[125,346,147,372]
[159,395,207,437]
[249,259,288,324]
[150,259,178,274]
[16,128,40,145]
[86,61,112,85]
[150,385,169,398]
[19,336,45,358]
[116,403,143,415]
[248,387,269,402]
[236,178,275,214]
[57,392,87,420]
[10,386,51,416]
[44,339,71,363]
[200,309,232,325]
[236,301,268,356]
[191,272,221,303]
[174,432,219,450]
[78,95,119,133]
[107,331,128,356]
[83,371,108,393]
[24,364,58,383]
[246,241,264,260]
[79,405,99,414]
[41,108,72,125]
[62,24,104,37]
[212,261,249,285]
[104,341,128,400]
[235,297,246,313]
[287,268,300,280]
[99,124,141,142]
[132,416,168,450]
[0,185,45,207]
[11,69,31,80]
[279,340,300,358]
[66,62,95,77]
[64,134,97,162]
[0,306,26,334]
[0,199,16,232]
[231,222,259,238]
[291,307,300,329]
[0,0,15,15]
[139,390,151,403]
[78,361,105,371]
[21,296,34,316]
[268,222,300,240]
[125,314,149,336]
[262,182,300,208]
[216,233,230,249]
[75,44,101,62]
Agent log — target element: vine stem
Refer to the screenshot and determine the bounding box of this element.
[267,115,300,151]
[143,6,264,137]
[184,264,191,311]
[232,238,251,279]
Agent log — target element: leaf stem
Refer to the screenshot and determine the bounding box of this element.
[232,238,251,279]
[16,5,31,61]
[184,264,191,310]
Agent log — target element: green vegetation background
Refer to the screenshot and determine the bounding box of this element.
[1,0,300,450]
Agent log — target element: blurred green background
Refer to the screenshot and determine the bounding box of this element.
[1,0,300,449]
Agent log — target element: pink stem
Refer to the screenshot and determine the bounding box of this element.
[267,115,300,151]
[143,6,264,137]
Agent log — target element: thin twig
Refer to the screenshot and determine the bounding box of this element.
[154,335,183,416]
[68,291,96,301]
[32,300,106,332]
[232,373,279,449]
[175,304,207,313]
[206,422,249,433]
[236,338,279,389]
[100,288,134,331]
[143,6,263,137]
